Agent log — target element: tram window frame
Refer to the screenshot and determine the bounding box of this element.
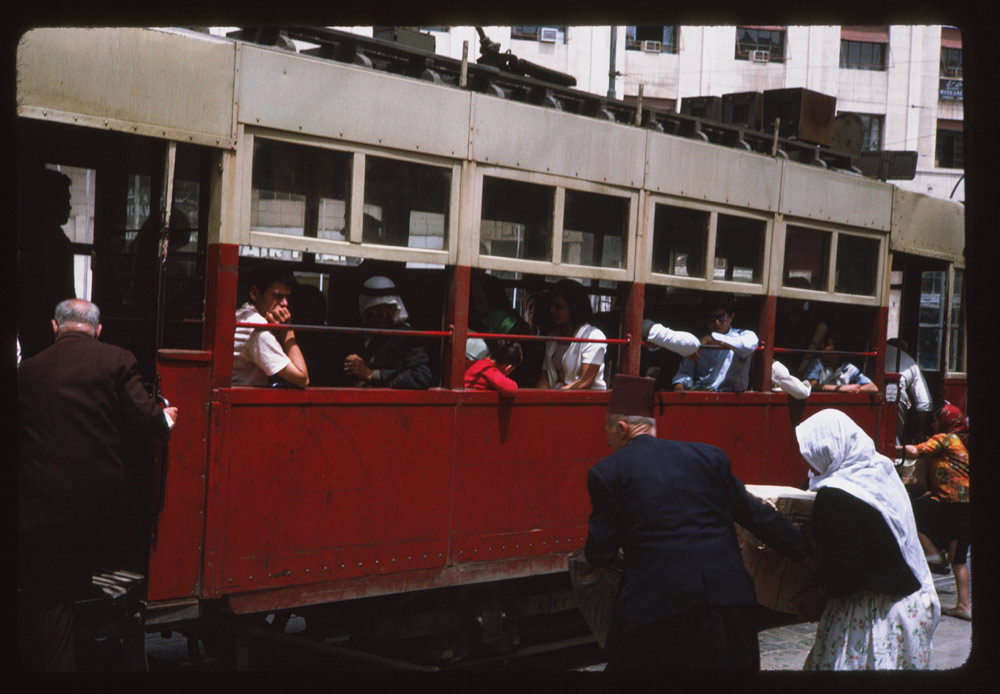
[243,130,459,267]
[781,221,884,305]
[644,195,770,295]
[948,267,966,375]
[474,167,636,283]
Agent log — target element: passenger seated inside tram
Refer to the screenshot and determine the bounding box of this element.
[464,339,522,398]
[671,294,759,392]
[640,317,701,358]
[802,332,878,394]
[233,263,310,388]
[342,275,432,389]
[772,276,830,378]
[537,279,607,390]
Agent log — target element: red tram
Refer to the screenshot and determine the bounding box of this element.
[16,27,966,666]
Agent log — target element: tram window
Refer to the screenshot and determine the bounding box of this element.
[651,204,708,278]
[363,156,450,251]
[480,177,554,262]
[562,190,628,269]
[251,138,351,242]
[949,270,966,372]
[126,174,152,235]
[917,270,945,371]
[783,225,830,290]
[715,214,765,283]
[835,234,879,296]
[47,165,96,300]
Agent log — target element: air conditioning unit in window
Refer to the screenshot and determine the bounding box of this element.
[642,40,662,53]
[749,49,770,63]
[539,27,558,43]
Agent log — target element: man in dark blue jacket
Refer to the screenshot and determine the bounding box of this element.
[584,375,809,670]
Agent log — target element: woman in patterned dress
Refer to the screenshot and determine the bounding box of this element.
[905,402,971,620]
[790,409,940,670]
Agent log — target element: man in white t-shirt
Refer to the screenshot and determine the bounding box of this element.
[233,264,310,388]
[885,338,932,444]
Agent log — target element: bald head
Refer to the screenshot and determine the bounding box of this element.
[53,299,101,338]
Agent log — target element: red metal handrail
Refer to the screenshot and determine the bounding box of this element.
[468,331,632,345]
[772,347,877,357]
[235,322,454,339]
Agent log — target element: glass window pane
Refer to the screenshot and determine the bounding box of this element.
[715,214,765,283]
[950,269,965,371]
[917,270,945,371]
[562,190,628,268]
[251,139,351,243]
[783,226,830,290]
[363,156,450,250]
[651,204,708,278]
[835,234,879,295]
[126,174,151,233]
[480,177,554,261]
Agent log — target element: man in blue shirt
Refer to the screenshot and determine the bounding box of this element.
[672,295,759,392]
[803,333,878,394]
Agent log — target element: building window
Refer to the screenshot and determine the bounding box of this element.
[625,26,678,53]
[735,26,785,62]
[940,46,962,78]
[857,114,884,151]
[935,121,964,168]
[511,26,567,43]
[840,40,888,70]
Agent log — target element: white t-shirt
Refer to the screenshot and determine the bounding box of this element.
[233,303,291,386]
[544,323,607,390]
[885,345,932,413]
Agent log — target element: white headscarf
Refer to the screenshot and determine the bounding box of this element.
[795,409,933,591]
[358,276,409,326]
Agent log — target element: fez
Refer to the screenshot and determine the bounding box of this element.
[608,375,656,417]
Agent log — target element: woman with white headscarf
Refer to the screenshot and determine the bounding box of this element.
[791,409,940,670]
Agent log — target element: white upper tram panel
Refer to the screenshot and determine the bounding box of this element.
[17,26,963,269]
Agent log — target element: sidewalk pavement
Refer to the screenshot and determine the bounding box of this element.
[759,567,972,670]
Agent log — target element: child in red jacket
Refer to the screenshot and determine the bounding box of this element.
[464,339,522,398]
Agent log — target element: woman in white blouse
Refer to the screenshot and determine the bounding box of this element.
[537,279,607,390]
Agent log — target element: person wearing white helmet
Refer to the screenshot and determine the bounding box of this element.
[343,276,432,389]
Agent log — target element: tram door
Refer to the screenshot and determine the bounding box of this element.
[17,119,214,575]
[888,252,958,409]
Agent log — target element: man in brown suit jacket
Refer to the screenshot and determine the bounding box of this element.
[17,299,179,671]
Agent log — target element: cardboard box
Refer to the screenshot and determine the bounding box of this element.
[738,485,820,614]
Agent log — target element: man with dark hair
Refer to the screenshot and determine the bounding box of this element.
[18,299,179,671]
[803,332,878,394]
[584,375,809,671]
[885,338,932,444]
[233,263,310,388]
[17,167,77,360]
[671,294,759,392]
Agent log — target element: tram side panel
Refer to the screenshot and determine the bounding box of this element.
[201,391,455,608]
[451,393,609,565]
[147,350,215,602]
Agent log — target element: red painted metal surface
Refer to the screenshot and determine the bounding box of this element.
[942,377,969,415]
[142,382,890,615]
[146,349,214,601]
[204,243,238,390]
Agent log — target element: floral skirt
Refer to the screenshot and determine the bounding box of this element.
[803,586,940,670]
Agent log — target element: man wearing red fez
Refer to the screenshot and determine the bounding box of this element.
[584,374,811,670]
